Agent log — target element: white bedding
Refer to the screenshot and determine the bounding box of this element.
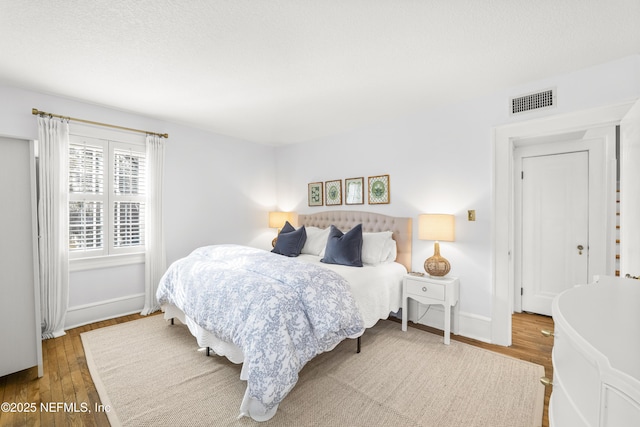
[296,254,406,327]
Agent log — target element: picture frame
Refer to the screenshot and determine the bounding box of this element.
[368,174,390,204]
[308,182,323,206]
[345,177,364,205]
[325,179,343,206]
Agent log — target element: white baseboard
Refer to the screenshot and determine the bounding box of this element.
[455,311,493,344]
[64,294,495,344]
[408,301,493,344]
[64,293,145,331]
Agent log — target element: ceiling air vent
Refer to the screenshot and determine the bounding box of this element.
[510,88,556,115]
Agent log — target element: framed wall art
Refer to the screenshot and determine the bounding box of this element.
[308,182,323,206]
[325,179,342,206]
[368,174,390,204]
[345,177,364,205]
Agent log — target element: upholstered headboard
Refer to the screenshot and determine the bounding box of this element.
[297,211,412,271]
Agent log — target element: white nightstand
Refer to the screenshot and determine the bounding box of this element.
[402,274,460,344]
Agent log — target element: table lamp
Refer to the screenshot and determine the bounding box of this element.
[269,211,294,247]
[418,214,455,277]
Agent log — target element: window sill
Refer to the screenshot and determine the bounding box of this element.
[70,253,145,272]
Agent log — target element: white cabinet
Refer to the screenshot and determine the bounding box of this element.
[401,274,459,344]
[550,279,640,426]
[0,137,42,377]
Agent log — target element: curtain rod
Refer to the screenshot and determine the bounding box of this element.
[31,108,168,138]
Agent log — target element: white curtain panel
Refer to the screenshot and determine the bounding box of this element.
[142,134,166,315]
[37,116,69,338]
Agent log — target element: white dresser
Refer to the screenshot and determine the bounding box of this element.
[549,279,640,426]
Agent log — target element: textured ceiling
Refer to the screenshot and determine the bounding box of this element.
[1,1,639,145]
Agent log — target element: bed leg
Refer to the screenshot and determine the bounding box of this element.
[206,347,211,357]
[170,318,174,325]
[357,336,361,354]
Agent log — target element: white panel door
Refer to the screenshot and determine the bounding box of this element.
[521,151,589,315]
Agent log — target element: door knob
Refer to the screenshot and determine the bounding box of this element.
[577,244,584,255]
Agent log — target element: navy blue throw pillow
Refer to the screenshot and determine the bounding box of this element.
[271,221,307,257]
[280,221,296,234]
[321,224,363,267]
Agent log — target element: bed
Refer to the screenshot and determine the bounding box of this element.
[156,211,412,422]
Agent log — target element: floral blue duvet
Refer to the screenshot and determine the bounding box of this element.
[156,244,365,421]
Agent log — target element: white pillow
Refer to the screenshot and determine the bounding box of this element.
[362,231,394,265]
[382,238,397,263]
[301,226,331,256]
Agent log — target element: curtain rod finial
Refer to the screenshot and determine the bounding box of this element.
[32,108,40,115]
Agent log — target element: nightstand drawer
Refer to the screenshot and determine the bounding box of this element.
[405,279,445,301]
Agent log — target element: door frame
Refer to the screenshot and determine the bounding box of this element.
[514,138,605,313]
[491,102,632,346]
[620,100,640,276]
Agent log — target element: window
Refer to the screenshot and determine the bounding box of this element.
[112,147,146,249]
[69,135,146,260]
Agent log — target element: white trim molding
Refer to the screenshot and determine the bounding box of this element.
[64,293,145,331]
[408,301,492,343]
[69,253,145,271]
[492,101,636,346]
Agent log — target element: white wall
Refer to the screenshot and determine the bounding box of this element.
[1,54,638,338]
[0,85,277,329]
[274,54,640,341]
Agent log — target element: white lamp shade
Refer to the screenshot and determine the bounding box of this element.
[418,214,455,242]
[268,211,293,229]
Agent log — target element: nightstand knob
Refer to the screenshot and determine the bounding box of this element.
[422,286,427,292]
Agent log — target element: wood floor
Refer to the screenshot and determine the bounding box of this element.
[0,312,554,427]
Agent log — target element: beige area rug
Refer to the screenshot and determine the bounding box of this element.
[81,316,544,427]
